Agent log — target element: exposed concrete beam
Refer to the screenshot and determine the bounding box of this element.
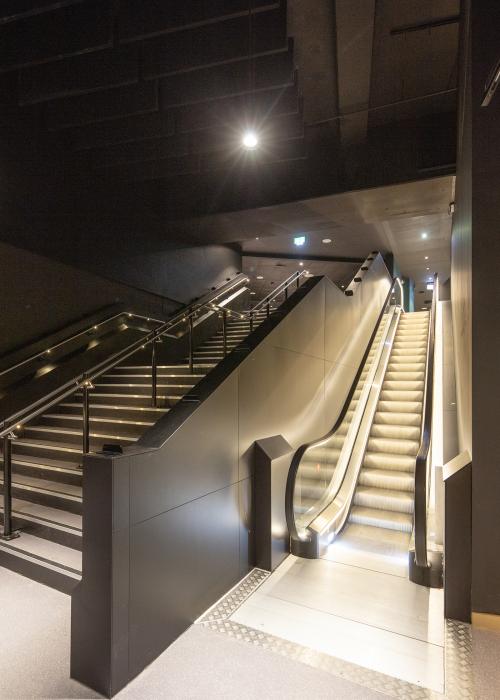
[334,0,376,145]
[242,251,364,263]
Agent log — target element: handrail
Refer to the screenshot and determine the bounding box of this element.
[413,273,438,569]
[0,274,250,381]
[285,275,402,543]
[0,311,162,379]
[0,274,249,438]
[249,270,307,312]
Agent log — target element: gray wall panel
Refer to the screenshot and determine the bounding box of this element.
[129,373,239,524]
[128,482,241,678]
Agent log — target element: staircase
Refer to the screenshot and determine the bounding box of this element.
[349,311,429,536]
[0,310,268,591]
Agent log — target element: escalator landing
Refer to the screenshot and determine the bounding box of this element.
[228,551,445,693]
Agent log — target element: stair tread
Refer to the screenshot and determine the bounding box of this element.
[2,496,82,531]
[44,413,154,427]
[0,471,82,499]
[25,426,137,442]
[3,454,81,473]
[0,531,81,575]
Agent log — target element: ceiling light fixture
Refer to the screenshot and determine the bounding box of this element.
[421,232,428,239]
[293,235,306,246]
[322,238,332,244]
[255,236,259,240]
[299,261,304,266]
[256,275,264,280]
[425,256,429,260]
[242,131,259,149]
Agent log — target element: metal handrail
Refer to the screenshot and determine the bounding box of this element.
[0,274,249,438]
[0,311,163,379]
[250,271,307,311]
[1,273,252,539]
[285,276,401,544]
[0,274,250,381]
[413,273,438,569]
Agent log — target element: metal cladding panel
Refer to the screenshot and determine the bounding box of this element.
[0,1,113,71]
[129,373,239,525]
[128,482,241,679]
[46,80,159,130]
[142,7,287,79]
[0,1,82,24]
[119,0,279,43]
[69,111,175,151]
[19,45,140,105]
[160,45,294,108]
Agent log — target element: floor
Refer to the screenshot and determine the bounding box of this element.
[0,566,388,699]
[230,525,445,692]
[0,559,499,699]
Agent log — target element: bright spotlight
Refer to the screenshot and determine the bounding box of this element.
[242,131,259,149]
[294,235,306,246]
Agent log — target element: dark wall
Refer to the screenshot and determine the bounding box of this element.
[452,0,500,618]
[0,240,242,356]
[0,241,179,356]
[468,0,500,617]
[90,244,242,305]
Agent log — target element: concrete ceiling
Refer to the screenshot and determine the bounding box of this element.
[238,175,454,308]
[242,255,359,300]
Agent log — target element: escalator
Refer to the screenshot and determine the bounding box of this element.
[0,272,303,590]
[286,277,442,587]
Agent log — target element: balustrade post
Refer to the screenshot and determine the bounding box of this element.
[222,310,228,357]
[188,315,194,373]
[82,376,93,459]
[151,335,158,407]
[1,434,20,540]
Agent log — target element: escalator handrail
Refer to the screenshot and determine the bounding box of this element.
[285,276,401,542]
[413,273,438,569]
[0,274,249,438]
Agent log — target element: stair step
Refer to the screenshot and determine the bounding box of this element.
[366,436,419,456]
[22,425,137,447]
[1,455,82,485]
[377,400,423,414]
[58,402,169,422]
[349,506,413,532]
[363,451,416,472]
[0,532,81,594]
[354,486,414,513]
[369,423,420,440]
[358,468,414,492]
[1,471,82,514]
[373,411,421,427]
[382,380,424,391]
[0,497,81,549]
[379,389,423,402]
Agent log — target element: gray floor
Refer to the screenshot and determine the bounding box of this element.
[0,567,389,699]
[1,565,500,699]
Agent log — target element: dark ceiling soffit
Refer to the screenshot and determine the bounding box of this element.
[390,15,460,36]
[242,251,364,264]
